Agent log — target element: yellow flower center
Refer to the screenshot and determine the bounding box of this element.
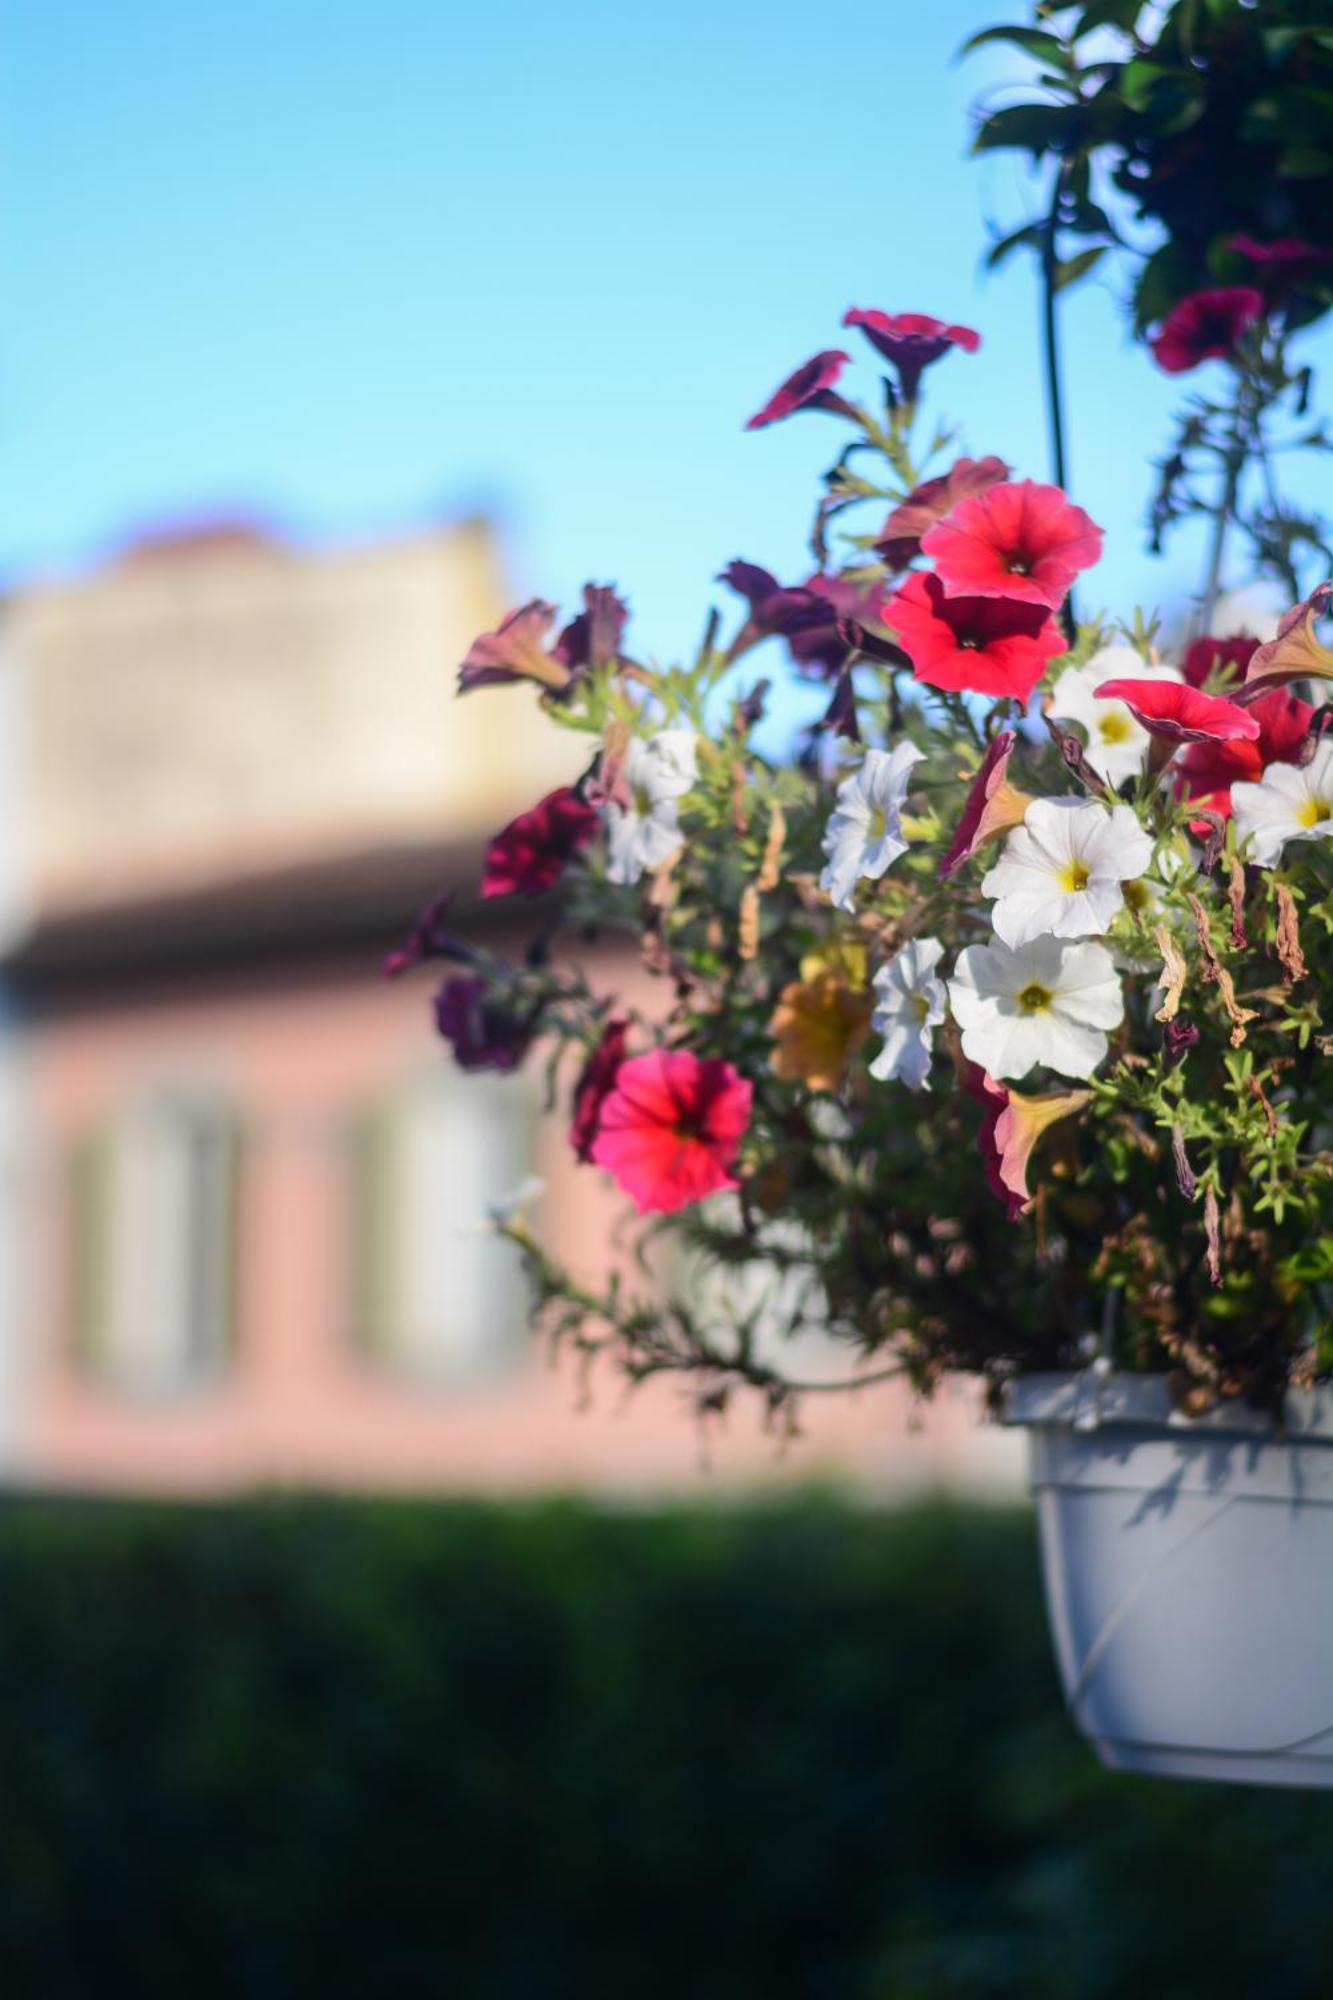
[1017,982,1052,1015]
[911,992,932,1023]
[1299,795,1332,828]
[867,805,889,842]
[1097,711,1132,744]
[1057,860,1091,893]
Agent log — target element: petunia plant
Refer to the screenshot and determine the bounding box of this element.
[387,281,1333,1429]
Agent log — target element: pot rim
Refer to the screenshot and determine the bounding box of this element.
[1003,1368,1333,1442]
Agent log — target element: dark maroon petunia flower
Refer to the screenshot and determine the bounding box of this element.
[745,350,853,430]
[921,480,1102,612]
[719,563,890,680]
[1150,287,1264,374]
[842,310,980,404]
[570,1017,631,1162]
[458,600,573,695]
[553,584,629,671]
[888,572,1066,702]
[1180,632,1260,689]
[434,975,540,1073]
[1227,236,1333,301]
[384,894,470,979]
[875,455,1010,570]
[481,787,601,899]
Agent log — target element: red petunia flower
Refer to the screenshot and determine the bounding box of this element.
[1177,689,1314,823]
[920,479,1103,612]
[940,730,1032,879]
[1092,677,1260,746]
[1180,631,1260,689]
[570,1018,631,1163]
[1227,236,1333,301]
[888,571,1067,702]
[745,350,853,431]
[589,1049,753,1214]
[875,455,1011,571]
[481,787,601,899]
[842,310,980,404]
[1149,287,1264,374]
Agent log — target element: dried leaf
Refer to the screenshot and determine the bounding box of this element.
[1153,925,1187,1023]
[1204,1183,1222,1287]
[755,800,787,894]
[1275,882,1308,984]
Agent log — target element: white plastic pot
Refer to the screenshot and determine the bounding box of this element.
[1005,1369,1333,1788]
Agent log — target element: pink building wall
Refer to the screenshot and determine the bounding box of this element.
[19,955,1024,1498]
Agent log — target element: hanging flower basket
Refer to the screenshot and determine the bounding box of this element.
[1006,1372,1333,1788]
[388,0,1333,1788]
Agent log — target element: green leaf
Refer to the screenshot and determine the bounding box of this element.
[961,25,1071,65]
[1053,243,1110,291]
[1075,0,1144,34]
[982,220,1047,271]
[972,102,1079,156]
[1119,58,1171,110]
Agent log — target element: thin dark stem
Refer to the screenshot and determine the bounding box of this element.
[1041,161,1076,642]
[1198,378,1249,636]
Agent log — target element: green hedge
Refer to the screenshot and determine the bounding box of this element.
[0,1495,1330,1998]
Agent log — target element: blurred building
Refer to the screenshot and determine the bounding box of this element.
[0,521,1022,1496]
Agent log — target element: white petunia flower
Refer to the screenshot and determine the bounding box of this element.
[1046,645,1182,788]
[869,937,948,1090]
[604,729,698,885]
[949,935,1124,1082]
[1232,738,1333,867]
[819,741,925,912]
[980,797,1154,949]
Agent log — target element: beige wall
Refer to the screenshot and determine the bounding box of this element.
[6,522,581,919]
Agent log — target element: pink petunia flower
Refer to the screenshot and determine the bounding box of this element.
[875,456,1011,571]
[1149,287,1264,374]
[1092,677,1260,746]
[888,571,1067,702]
[570,1018,631,1163]
[589,1049,753,1214]
[842,310,981,404]
[481,787,601,899]
[458,600,573,695]
[1239,582,1333,699]
[940,730,1032,879]
[920,480,1102,612]
[745,351,853,430]
[961,1065,1090,1222]
[1177,689,1314,824]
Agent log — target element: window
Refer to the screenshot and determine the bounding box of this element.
[69,1094,240,1396]
[349,1070,533,1386]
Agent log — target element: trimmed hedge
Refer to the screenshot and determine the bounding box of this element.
[0,1495,1330,1998]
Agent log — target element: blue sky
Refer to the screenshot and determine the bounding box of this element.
[3,0,1326,670]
